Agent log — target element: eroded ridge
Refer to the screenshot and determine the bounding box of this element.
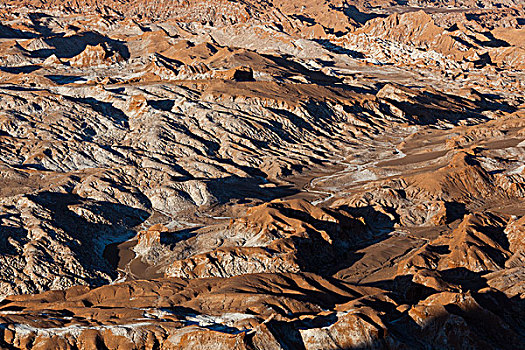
[0,0,524,348]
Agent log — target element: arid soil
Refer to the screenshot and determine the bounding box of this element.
[0,0,524,348]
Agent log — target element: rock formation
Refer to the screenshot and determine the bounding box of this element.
[0,0,523,348]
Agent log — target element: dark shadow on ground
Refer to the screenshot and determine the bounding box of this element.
[378,86,516,125]
[206,176,299,205]
[0,65,41,74]
[28,12,56,37]
[45,75,87,84]
[31,31,130,60]
[245,203,393,277]
[0,24,37,39]
[26,191,150,284]
[148,99,175,111]
[160,227,201,247]
[314,39,365,59]
[261,53,343,85]
[342,4,387,24]
[63,96,129,128]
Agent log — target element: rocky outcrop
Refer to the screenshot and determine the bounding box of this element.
[0,0,523,348]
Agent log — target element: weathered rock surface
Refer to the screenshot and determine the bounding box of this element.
[0,0,524,348]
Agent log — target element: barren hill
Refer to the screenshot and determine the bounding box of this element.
[0,0,524,348]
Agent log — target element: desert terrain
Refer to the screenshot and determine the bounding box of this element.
[0,0,524,348]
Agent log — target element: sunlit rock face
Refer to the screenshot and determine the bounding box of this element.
[0,0,524,348]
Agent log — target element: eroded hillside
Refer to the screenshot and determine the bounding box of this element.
[0,0,524,348]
